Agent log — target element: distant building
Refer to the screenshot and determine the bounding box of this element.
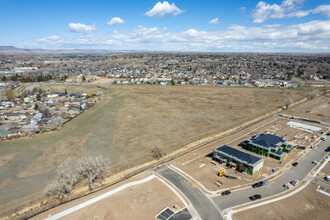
[24,97,31,103]
[240,134,294,161]
[1,113,26,121]
[215,80,224,85]
[31,113,43,124]
[0,128,21,139]
[213,145,264,175]
[228,82,239,86]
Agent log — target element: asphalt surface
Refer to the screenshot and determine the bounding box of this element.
[213,138,330,210]
[169,208,192,220]
[159,168,222,220]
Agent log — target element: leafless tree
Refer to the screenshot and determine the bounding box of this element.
[39,107,51,116]
[19,90,28,99]
[45,179,66,200]
[310,89,319,99]
[5,89,15,101]
[26,130,36,137]
[96,91,103,97]
[54,116,64,127]
[284,98,293,109]
[77,155,111,190]
[48,116,64,130]
[57,161,80,192]
[45,160,79,199]
[151,148,165,160]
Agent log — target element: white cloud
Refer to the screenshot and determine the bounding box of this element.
[69,23,97,33]
[252,1,330,23]
[240,7,246,13]
[35,20,330,52]
[287,10,311,18]
[145,1,183,17]
[108,20,330,51]
[312,4,330,17]
[47,35,60,40]
[209,18,220,24]
[252,0,305,23]
[107,17,124,26]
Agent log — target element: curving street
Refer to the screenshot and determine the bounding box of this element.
[157,137,329,219]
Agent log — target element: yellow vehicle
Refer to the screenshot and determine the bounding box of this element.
[219,169,227,177]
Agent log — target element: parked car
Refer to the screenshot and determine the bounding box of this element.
[261,179,269,186]
[249,194,262,201]
[321,136,327,141]
[284,183,293,189]
[252,182,262,188]
[326,132,330,136]
[221,190,231,196]
[325,176,330,181]
[292,162,298,167]
[291,180,299,186]
[312,160,318,165]
[325,147,330,152]
[295,145,306,150]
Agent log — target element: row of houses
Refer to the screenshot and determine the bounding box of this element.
[0,92,100,140]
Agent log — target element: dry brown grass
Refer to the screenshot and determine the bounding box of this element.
[0,85,310,217]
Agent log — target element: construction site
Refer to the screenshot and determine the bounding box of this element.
[169,111,329,194]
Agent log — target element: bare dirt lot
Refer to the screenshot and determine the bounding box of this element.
[167,95,329,193]
[32,172,185,220]
[286,95,330,123]
[233,179,330,220]
[0,85,311,217]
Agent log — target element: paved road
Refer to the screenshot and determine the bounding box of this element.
[314,177,330,190]
[159,168,222,220]
[213,138,330,210]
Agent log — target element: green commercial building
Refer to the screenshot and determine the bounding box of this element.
[240,133,294,161]
[213,144,264,175]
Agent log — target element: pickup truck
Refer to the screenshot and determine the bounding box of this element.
[284,183,293,189]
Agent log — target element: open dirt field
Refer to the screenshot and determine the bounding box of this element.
[32,172,185,220]
[286,95,330,123]
[167,95,329,193]
[233,177,330,220]
[0,85,311,217]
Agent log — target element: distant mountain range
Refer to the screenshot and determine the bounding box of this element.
[0,46,144,54]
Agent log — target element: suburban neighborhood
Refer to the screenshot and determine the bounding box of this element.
[0,89,101,140]
[0,0,330,218]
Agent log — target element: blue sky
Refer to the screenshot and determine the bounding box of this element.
[0,0,330,52]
